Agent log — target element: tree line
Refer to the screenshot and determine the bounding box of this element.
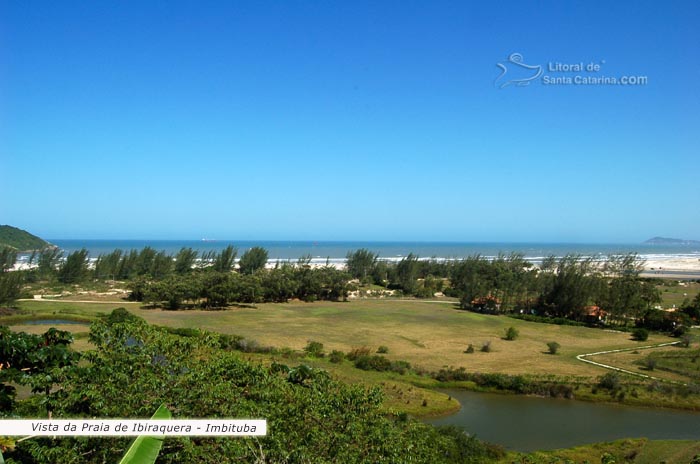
[2,245,697,331]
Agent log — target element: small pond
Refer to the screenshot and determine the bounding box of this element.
[426,389,700,452]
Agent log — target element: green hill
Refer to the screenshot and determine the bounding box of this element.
[0,225,50,250]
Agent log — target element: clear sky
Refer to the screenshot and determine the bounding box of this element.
[2,1,699,242]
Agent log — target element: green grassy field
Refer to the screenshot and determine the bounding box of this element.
[658,281,700,308]
[588,337,700,384]
[10,298,676,378]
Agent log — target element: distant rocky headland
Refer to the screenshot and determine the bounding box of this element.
[644,236,700,246]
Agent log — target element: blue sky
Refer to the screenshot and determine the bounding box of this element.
[2,1,699,242]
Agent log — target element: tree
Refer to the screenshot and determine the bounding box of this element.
[682,292,700,320]
[238,247,268,275]
[0,271,23,306]
[37,246,63,278]
[346,249,378,282]
[603,276,647,324]
[57,249,89,284]
[395,253,420,294]
[150,250,173,279]
[174,247,198,275]
[450,255,491,310]
[540,255,601,320]
[212,245,238,273]
[94,249,123,280]
[0,247,17,272]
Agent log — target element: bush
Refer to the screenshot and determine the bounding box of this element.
[598,372,621,391]
[464,344,475,354]
[481,341,492,353]
[304,340,325,357]
[346,346,372,361]
[632,328,649,341]
[354,355,392,372]
[329,350,345,363]
[390,360,411,375]
[679,334,692,348]
[377,345,389,354]
[643,357,657,371]
[504,327,519,341]
[546,341,560,354]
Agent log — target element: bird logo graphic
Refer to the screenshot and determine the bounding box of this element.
[495,53,543,89]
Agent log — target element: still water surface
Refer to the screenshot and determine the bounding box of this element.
[427,389,700,452]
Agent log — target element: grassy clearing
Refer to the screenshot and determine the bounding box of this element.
[584,329,699,384]
[657,280,700,308]
[11,299,676,377]
[5,300,138,324]
[503,438,700,464]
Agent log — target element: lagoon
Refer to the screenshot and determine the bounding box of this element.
[427,389,700,452]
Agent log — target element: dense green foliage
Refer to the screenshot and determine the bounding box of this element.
[132,263,350,308]
[57,249,90,284]
[2,311,503,463]
[0,272,22,307]
[632,328,649,341]
[0,248,17,273]
[238,246,268,274]
[346,248,378,283]
[0,226,49,251]
[0,327,78,413]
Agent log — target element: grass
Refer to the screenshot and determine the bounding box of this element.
[584,329,699,384]
[504,438,700,464]
[657,280,700,308]
[8,299,675,377]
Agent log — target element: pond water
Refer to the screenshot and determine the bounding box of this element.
[23,319,88,326]
[426,389,700,452]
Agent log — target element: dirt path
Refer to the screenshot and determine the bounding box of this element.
[576,341,684,384]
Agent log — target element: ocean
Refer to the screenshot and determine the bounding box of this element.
[39,240,700,267]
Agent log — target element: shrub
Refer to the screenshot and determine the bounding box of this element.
[679,334,692,348]
[354,355,392,372]
[329,350,345,363]
[304,340,325,357]
[632,328,649,341]
[481,341,492,353]
[546,341,560,354]
[346,346,372,361]
[504,327,519,341]
[464,344,475,354]
[643,357,657,371]
[377,345,389,354]
[168,327,202,338]
[390,360,411,375]
[598,372,621,391]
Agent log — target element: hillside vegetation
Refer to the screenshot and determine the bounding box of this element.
[0,225,49,250]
